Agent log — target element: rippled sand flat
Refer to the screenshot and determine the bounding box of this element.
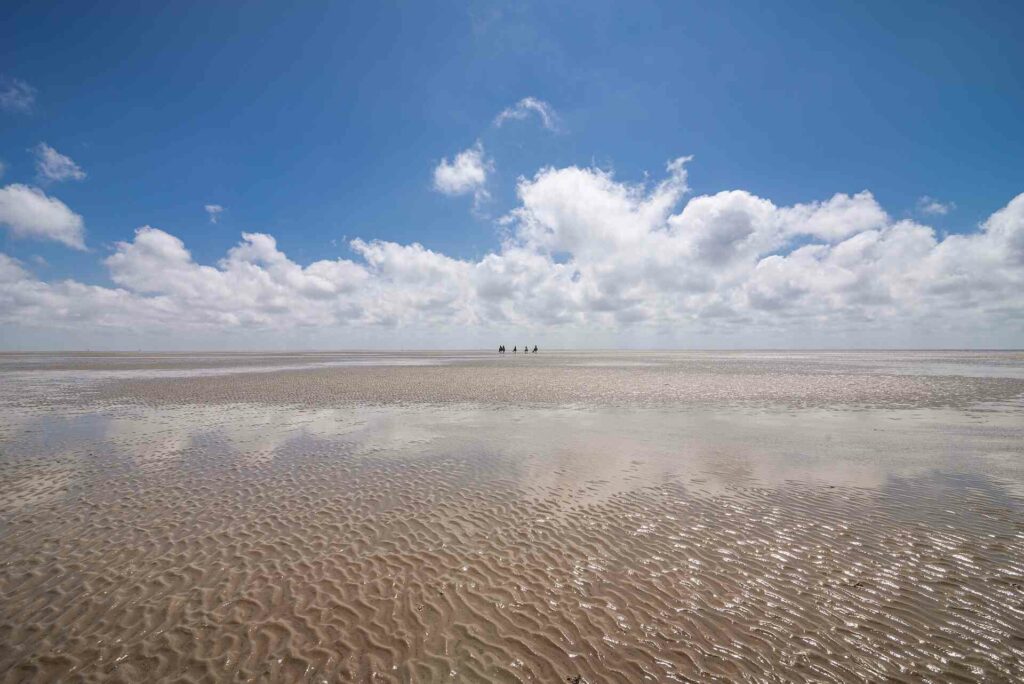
[1,352,1023,682]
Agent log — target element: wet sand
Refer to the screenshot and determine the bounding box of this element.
[1,351,1023,682]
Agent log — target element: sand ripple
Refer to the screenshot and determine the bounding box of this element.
[2,352,1024,682]
[3,423,1024,682]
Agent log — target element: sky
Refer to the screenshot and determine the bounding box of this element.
[1,0,1023,350]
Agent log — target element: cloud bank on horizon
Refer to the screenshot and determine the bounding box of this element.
[2,150,1023,348]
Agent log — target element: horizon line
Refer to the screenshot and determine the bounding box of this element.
[1,348,1023,354]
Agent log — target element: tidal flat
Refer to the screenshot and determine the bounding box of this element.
[1,351,1023,682]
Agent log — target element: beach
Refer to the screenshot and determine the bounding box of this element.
[1,351,1023,682]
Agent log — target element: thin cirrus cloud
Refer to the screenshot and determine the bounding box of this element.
[0,183,86,250]
[493,97,559,131]
[34,143,86,183]
[2,157,1023,347]
[0,78,36,113]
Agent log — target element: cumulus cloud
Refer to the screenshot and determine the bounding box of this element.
[917,195,955,216]
[205,204,224,223]
[432,142,492,205]
[1,159,1023,347]
[494,97,559,131]
[780,191,888,241]
[0,78,35,113]
[34,143,86,182]
[0,184,86,249]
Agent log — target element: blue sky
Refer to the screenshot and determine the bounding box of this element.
[2,1,1023,349]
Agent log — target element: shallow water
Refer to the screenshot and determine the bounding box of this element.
[1,352,1023,682]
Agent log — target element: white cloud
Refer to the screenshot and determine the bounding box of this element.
[34,143,86,182]
[781,191,888,241]
[0,184,86,250]
[432,142,492,204]
[205,204,224,223]
[0,78,35,113]
[0,253,30,282]
[494,97,559,131]
[917,195,955,216]
[1,159,1023,348]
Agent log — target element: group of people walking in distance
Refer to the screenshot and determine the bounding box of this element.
[498,345,538,354]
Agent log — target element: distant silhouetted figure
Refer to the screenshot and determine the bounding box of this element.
[513,346,517,354]
[499,345,504,354]
[533,345,538,353]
